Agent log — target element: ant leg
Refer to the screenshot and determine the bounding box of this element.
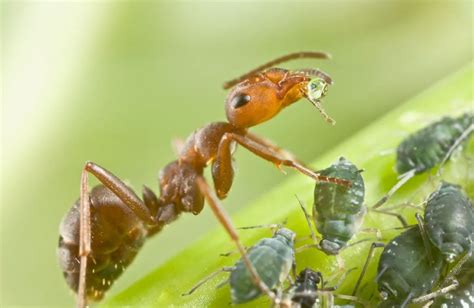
[182,266,235,296]
[352,242,385,296]
[77,162,156,307]
[223,133,351,187]
[437,123,473,176]
[82,161,154,224]
[195,176,276,302]
[78,168,91,308]
[415,213,435,265]
[246,132,306,166]
[372,169,416,209]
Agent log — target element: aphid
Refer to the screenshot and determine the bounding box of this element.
[431,254,474,308]
[287,268,322,307]
[183,228,296,304]
[58,51,351,307]
[424,181,474,263]
[373,112,473,209]
[298,157,405,256]
[376,226,444,308]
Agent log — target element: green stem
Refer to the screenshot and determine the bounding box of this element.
[103,62,473,307]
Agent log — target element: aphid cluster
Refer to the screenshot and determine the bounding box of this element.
[57,51,473,307]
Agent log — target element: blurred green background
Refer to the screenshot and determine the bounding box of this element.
[1,1,472,306]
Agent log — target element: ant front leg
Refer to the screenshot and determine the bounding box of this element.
[77,162,155,308]
[221,132,351,187]
[195,177,276,303]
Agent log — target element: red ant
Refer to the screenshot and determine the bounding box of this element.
[57,51,350,308]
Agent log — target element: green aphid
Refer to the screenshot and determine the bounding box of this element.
[230,228,295,303]
[431,254,474,308]
[313,157,366,255]
[373,112,473,209]
[183,228,295,305]
[396,112,473,174]
[376,227,444,308]
[425,181,474,263]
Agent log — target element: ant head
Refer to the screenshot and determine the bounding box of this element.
[223,52,335,128]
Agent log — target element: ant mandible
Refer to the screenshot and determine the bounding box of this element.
[57,51,350,308]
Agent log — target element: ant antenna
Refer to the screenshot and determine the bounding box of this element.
[223,51,331,89]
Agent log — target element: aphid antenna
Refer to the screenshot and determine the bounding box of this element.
[352,242,385,296]
[436,123,474,176]
[182,266,235,296]
[372,169,416,209]
[415,213,435,265]
[223,51,331,89]
[411,280,459,304]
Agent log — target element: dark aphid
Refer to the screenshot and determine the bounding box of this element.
[374,112,473,208]
[376,226,444,307]
[424,181,474,263]
[183,228,295,304]
[396,113,473,174]
[431,254,474,308]
[311,157,366,255]
[290,268,323,308]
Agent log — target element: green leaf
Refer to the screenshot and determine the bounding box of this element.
[103,63,473,307]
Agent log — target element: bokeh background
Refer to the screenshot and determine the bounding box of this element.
[1,1,472,306]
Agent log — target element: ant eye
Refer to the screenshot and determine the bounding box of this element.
[231,94,251,109]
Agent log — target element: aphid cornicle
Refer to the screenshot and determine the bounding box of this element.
[58,52,351,307]
[374,112,473,208]
[376,226,444,308]
[183,228,295,304]
[424,181,474,263]
[431,253,474,308]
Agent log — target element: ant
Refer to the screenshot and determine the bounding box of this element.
[57,51,351,308]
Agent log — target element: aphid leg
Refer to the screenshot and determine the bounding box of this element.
[237,223,285,233]
[359,227,382,240]
[401,292,414,308]
[221,133,351,187]
[295,195,320,245]
[182,266,235,296]
[372,169,416,209]
[195,177,276,302]
[411,280,459,304]
[219,246,248,257]
[352,242,385,296]
[78,166,91,308]
[415,213,434,265]
[77,161,155,308]
[440,251,471,287]
[369,208,408,227]
[437,123,473,176]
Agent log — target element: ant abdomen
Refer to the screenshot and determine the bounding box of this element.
[58,185,149,301]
